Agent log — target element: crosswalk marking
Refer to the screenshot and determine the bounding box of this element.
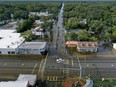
[45,76,62,81]
[50,55,58,58]
[63,68,69,78]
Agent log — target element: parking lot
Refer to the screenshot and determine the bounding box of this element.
[0,21,18,30]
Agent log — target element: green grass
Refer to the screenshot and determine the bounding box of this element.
[94,80,116,87]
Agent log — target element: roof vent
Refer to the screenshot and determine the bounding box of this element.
[7,46,9,48]
[11,42,14,44]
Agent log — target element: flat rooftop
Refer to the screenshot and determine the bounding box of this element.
[18,42,46,49]
[17,74,37,86]
[0,30,24,49]
[0,81,28,87]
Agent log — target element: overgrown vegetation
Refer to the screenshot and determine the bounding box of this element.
[63,2,116,42]
[0,2,61,21]
[21,30,38,41]
[17,17,35,32]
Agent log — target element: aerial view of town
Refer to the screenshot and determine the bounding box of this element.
[0,0,116,87]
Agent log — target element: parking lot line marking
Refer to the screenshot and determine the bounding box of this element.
[31,63,38,74]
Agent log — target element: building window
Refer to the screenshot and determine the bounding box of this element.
[12,51,15,54]
[8,52,10,54]
[8,51,15,54]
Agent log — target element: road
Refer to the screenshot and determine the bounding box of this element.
[79,56,116,79]
[0,57,41,81]
[45,3,80,83]
[45,2,116,83]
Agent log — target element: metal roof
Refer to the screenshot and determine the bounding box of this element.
[0,30,24,49]
[18,42,46,49]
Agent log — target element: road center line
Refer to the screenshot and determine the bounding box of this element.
[38,59,44,77]
[72,58,74,66]
[31,63,38,74]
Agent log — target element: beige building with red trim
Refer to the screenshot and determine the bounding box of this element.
[77,42,98,52]
[66,41,98,52]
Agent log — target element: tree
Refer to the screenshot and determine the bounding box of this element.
[16,16,35,33]
[21,30,38,41]
[111,26,116,42]
[63,2,116,42]
[4,10,11,19]
[0,14,5,21]
[77,30,90,41]
[13,11,28,19]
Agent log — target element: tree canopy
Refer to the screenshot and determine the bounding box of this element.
[64,2,116,42]
[0,2,61,21]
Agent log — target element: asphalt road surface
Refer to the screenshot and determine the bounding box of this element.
[79,56,116,79]
[45,2,116,83]
[45,3,80,83]
[0,57,41,81]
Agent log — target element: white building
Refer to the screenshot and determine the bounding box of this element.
[17,74,37,86]
[29,11,52,17]
[80,19,87,24]
[0,30,25,54]
[34,20,44,25]
[0,81,29,87]
[113,43,116,50]
[32,26,44,36]
[17,42,47,55]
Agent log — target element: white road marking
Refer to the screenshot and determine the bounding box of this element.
[111,64,114,67]
[38,59,44,76]
[87,64,89,67]
[4,63,7,66]
[31,63,38,74]
[22,63,24,66]
[72,58,74,66]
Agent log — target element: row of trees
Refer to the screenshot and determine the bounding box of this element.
[67,30,98,41]
[0,2,61,21]
[16,17,35,32]
[21,30,38,41]
[63,2,116,42]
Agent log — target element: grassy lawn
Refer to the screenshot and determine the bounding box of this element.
[94,79,116,87]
